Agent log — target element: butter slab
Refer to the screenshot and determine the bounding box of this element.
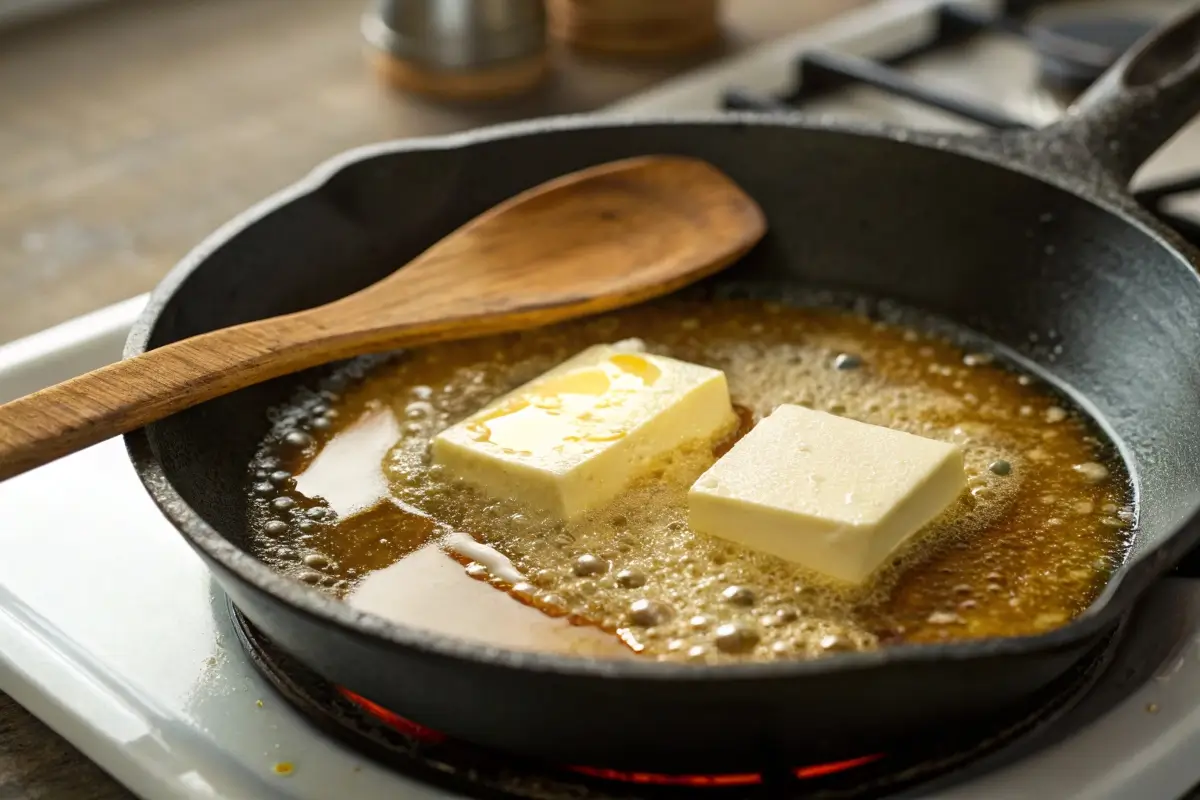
[433,339,736,519]
[688,404,966,584]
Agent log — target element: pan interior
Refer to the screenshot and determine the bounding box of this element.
[243,283,1136,664]
[135,121,1200,656]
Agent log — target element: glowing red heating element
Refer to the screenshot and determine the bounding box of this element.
[569,755,884,786]
[792,754,884,779]
[337,687,447,744]
[568,766,762,787]
[338,687,883,785]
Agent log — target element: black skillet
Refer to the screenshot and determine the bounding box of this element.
[124,6,1200,772]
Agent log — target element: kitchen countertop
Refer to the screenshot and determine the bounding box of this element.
[0,0,865,797]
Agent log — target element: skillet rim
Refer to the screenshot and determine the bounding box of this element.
[124,111,1200,681]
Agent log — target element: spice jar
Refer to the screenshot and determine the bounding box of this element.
[547,0,721,57]
[363,0,549,101]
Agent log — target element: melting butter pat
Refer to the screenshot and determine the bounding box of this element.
[688,404,966,584]
[432,339,735,519]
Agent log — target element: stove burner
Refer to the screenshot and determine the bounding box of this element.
[1033,16,1156,93]
[230,602,1119,799]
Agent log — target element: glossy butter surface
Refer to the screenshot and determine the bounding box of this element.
[689,404,967,583]
[433,338,735,518]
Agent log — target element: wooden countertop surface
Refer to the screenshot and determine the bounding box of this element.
[0,0,864,796]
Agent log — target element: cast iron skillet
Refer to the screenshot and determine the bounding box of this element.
[126,7,1200,772]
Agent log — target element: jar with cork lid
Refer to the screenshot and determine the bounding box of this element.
[546,0,722,57]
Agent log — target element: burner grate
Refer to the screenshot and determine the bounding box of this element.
[726,3,1037,127]
[230,601,1120,800]
[723,1,1200,245]
[723,2,1138,117]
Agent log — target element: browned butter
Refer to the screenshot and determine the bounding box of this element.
[246,296,1133,664]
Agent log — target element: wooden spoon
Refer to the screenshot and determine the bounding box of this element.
[0,155,766,481]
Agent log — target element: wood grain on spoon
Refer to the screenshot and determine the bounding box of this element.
[0,156,766,481]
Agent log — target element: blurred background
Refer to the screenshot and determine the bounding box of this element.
[0,0,865,346]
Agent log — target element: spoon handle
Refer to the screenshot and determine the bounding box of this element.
[0,316,327,481]
[0,294,556,481]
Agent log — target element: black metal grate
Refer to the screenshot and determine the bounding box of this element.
[722,1,1200,244]
[725,3,1038,128]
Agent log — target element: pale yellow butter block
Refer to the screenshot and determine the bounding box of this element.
[688,404,966,584]
[432,339,736,519]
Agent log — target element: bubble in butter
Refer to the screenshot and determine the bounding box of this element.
[431,339,736,519]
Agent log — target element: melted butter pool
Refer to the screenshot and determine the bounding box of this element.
[246,296,1134,664]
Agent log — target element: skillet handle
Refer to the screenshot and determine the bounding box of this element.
[1044,3,1200,185]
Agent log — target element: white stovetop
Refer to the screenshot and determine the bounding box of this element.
[4,1,1200,798]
